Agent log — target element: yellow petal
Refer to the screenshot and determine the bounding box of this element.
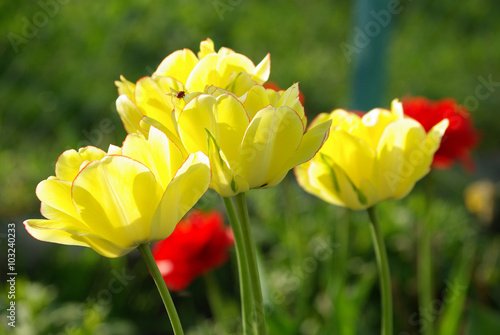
[277,83,306,128]
[221,54,255,77]
[198,38,215,59]
[122,127,185,189]
[107,144,122,155]
[72,156,162,247]
[139,116,185,153]
[328,109,361,131]
[72,235,136,258]
[307,156,373,210]
[152,74,185,96]
[391,99,404,119]
[240,85,271,120]
[227,72,259,96]
[282,119,332,173]
[29,178,132,255]
[238,106,303,188]
[206,129,249,197]
[218,46,235,56]
[252,53,271,84]
[376,118,429,199]
[24,219,94,247]
[320,129,375,188]
[427,118,449,151]
[116,94,146,135]
[185,54,222,92]
[178,93,249,162]
[328,162,373,210]
[154,48,199,84]
[36,178,81,221]
[186,53,254,93]
[24,220,133,258]
[115,75,136,101]
[178,94,217,154]
[351,108,395,150]
[150,152,211,240]
[55,147,106,181]
[295,158,344,207]
[212,94,249,163]
[135,77,177,135]
[392,118,449,199]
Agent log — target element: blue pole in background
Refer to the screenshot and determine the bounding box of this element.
[348,0,397,111]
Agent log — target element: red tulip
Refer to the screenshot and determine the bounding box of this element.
[402,97,479,170]
[152,210,234,291]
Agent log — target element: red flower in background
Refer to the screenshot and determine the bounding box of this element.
[152,210,234,291]
[402,97,480,170]
[264,81,305,105]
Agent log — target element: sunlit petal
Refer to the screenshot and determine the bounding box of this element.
[150,152,211,240]
[72,156,162,247]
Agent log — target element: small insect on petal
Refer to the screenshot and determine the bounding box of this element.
[176,91,186,99]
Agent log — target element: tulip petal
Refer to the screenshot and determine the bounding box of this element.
[277,83,306,128]
[227,72,259,96]
[35,179,93,234]
[212,94,249,162]
[122,127,185,189]
[152,75,185,96]
[240,85,271,120]
[55,147,106,182]
[178,94,217,154]
[150,152,211,240]
[185,54,223,92]
[139,116,185,152]
[376,119,430,199]
[238,106,303,188]
[107,144,122,155]
[295,158,344,207]
[392,118,449,199]
[198,38,216,59]
[24,219,94,247]
[116,94,146,135]
[252,53,271,84]
[311,156,373,210]
[115,75,136,101]
[328,109,361,132]
[206,129,249,197]
[135,77,177,135]
[154,49,199,84]
[186,53,255,93]
[282,119,332,174]
[72,156,162,247]
[178,94,249,163]
[24,219,134,258]
[352,109,396,150]
[320,129,375,188]
[72,235,136,258]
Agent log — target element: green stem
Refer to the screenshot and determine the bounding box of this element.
[222,196,254,335]
[367,206,393,335]
[137,244,184,335]
[235,192,267,335]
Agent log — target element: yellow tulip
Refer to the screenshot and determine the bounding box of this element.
[24,127,211,257]
[176,83,332,197]
[114,38,270,136]
[295,100,449,210]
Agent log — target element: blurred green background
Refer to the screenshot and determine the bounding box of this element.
[1,0,500,334]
